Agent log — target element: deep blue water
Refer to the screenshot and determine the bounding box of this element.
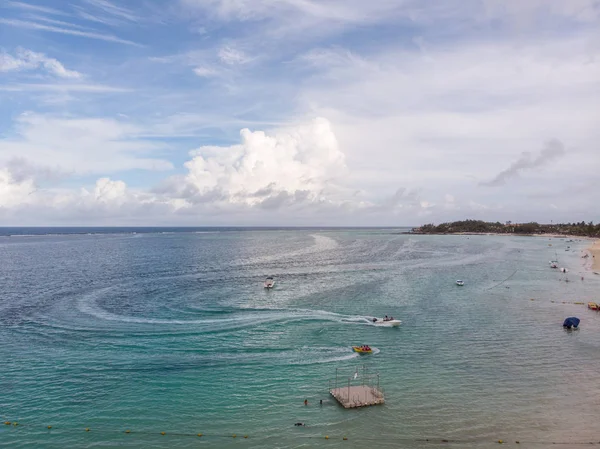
[0,226,406,236]
[1,229,599,448]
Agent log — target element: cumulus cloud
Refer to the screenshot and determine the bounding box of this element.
[90,177,127,204]
[162,117,346,209]
[481,139,566,186]
[0,47,82,78]
[0,173,182,225]
[0,167,37,208]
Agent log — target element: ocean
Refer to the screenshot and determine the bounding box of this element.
[1,228,599,448]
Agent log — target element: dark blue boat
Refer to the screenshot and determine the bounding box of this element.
[563,317,580,329]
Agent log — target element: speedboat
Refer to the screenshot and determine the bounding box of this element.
[371,317,401,327]
[549,260,558,268]
[264,277,275,289]
[352,346,372,354]
[456,280,464,286]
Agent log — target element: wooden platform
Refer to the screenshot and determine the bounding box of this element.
[330,385,385,409]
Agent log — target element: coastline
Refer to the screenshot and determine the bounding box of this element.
[407,231,594,239]
[587,240,600,271]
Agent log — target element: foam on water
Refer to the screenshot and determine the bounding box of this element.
[75,287,373,333]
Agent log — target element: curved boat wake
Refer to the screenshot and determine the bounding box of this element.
[75,288,389,335]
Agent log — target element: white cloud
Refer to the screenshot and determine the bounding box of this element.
[4,1,70,17]
[165,117,347,208]
[180,0,412,28]
[179,0,600,43]
[0,83,130,93]
[0,18,141,46]
[481,0,600,24]
[193,66,218,77]
[0,113,173,175]
[1,1,598,225]
[0,112,596,224]
[297,34,599,214]
[0,47,82,78]
[218,45,251,65]
[298,47,367,68]
[21,14,94,31]
[0,167,37,208]
[91,177,127,204]
[150,49,237,79]
[80,0,139,23]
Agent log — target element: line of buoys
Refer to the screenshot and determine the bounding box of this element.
[529,298,589,305]
[6,422,600,445]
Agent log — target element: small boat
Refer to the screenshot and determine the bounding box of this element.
[352,346,372,354]
[371,317,401,327]
[588,302,598,311]
[264,277,275,289]
[456,280,464,286]
[563,317,580,329]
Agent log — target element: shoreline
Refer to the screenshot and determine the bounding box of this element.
[406,232,594,239]
[587,240,600,271]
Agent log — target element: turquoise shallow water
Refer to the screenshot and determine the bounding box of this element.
[1,229,599,448]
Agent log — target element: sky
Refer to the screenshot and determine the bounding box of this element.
[0,0,598,226]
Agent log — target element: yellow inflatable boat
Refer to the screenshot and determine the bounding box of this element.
[352,346,372,354]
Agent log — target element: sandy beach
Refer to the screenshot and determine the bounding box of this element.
[588,240,600,271]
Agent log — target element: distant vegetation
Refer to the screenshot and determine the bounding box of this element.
[412,220,600,237]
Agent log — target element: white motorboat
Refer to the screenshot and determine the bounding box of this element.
[371,317,401,327]
[456,280,464,286]
[263,276,275,288]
